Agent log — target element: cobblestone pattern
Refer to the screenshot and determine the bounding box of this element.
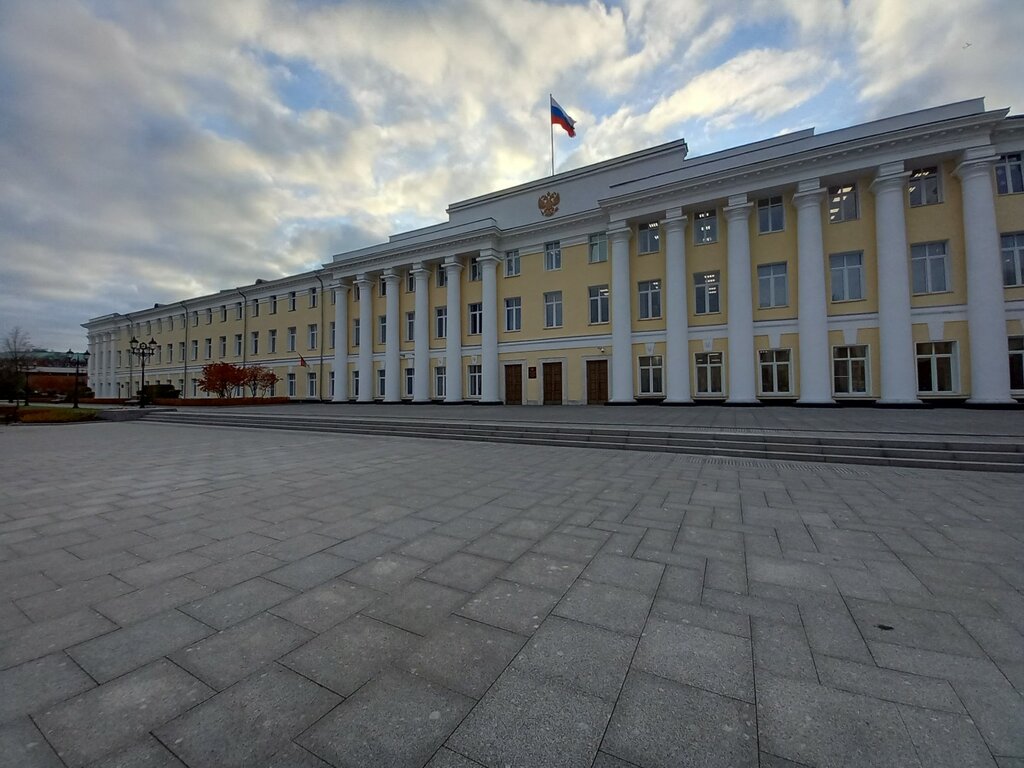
[1,421,1022,767]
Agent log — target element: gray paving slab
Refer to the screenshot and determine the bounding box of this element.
[3,417,1024,768]
[157,664,340,768]
[399,614,526,698]
[602,670,757,768]
[67,609,212,683]
[35,659,212,767]
[180,577,295,630]
[300,668,474,768]
[447,668,613,768]
[419,551,507,592]
[282,613,419,696]
[88,736,187,768]
[0,717,65,768]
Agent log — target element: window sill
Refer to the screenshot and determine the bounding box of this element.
[694,311,722,317]
[911,290,954,297]
[909,201,943,209]
[587,322,609,327]
[758,229,785,236]
[694,240,718,247]
[637,250,660,257]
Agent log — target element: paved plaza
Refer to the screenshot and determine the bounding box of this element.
[1,417,1023,767]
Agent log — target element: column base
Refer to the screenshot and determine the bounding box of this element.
[965,397,1021,409]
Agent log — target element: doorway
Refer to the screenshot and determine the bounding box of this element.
[586,359,608,404]
[542,362,563,405]
[504,364,522,405]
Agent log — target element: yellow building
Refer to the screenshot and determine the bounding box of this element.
[85,99,1024,406]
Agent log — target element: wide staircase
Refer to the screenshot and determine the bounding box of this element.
[141,410,1024,473]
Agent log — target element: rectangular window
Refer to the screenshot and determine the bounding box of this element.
[468,364,482,397]
[757,196,784,233]
[406,311,415,342]
[233,334,242,356]
[757,263,789,308]
[308,323,318,349]
[828,184,859,222]
[637,222,660,254]
[1002,232,1024,287]
[916,341,957,393]
[204,309,212,325]
[544,291,563,328]
[329,321,335,349]
[833,345,868,395]
[911,241,949,294]
[352,319,360,347]
[505,297,522,332]
[287,327,296,352]
[694,209,717,245]
[996,153,1024,195]
[830,251,864,302]
[379,276,387,297]
[437,265,447,287]
[468,302,483,335]
[353,284,360,301]
[759,349,792,394]
[288,292,297,311]
[695,352,724,395]
[1009,336,1024,391]
[251,299,259,318]
[694,271,721,314]
[378,316,386,344]
[435,307,447,339]
[250,331,259,355]
[469,257,481,282]
[268,329,277,354]
[235,303,242,320]
[219,305,226,323]
[504,249,520,277]
[544,241,561,271]
[638,355,664,395]
[352,370,359,398]
[329,371,334,397]
[377,368,386,397]
[191,340,199,360]
[908,167,941,206]
[307,371,317,398]
[191,378,198,397]
[270,295,277,314]
[588,285,609,324]
[588,234,607,263]
[218,336,226,357]
[287,373,296,397]
[309,287,318,308]
[166,344,173,363]
[405,367,414,397]
[192,311,199,327]
[638,280,662,319]
[204,338,212,359]
[406,270,416,293]
[435,366,446,398]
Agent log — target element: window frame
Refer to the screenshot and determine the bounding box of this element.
[833,345,869,396]
[544,241,562,271]
[916,341,959,394]
[588,285,609,324]
[287,326,296,352]
[376,368,386,398]
[268,329,277,354]
[1009,336,1024,391]
[435,365,446,398]
[757,196,785,234]
[637,222,660,255]
[504,249,520,277]
[910,241,950,295]
[377,316,386,345]
[694,271,721,315]
[468,364,482,397]
[308,323,318,350]
[694,352,724,395]
[588,233,608,263]
[469,257,481,282]
[828,184,859,223]
[309,287,318,308]
[543,290,563,328]
[250,331,259,356]
[504,297,522,332]
[405,311,415,342]
[758,349,792,395]
[908,167,942,207]
[996,153,1024,195]
[307,371,317,398]
[638,355,664,396]
[637,279,662,320]
[829,251,864,302]
[757,263,789,308]
[694,209,717,245]
[468,302,483,335]
[435,306,447,339]
[1002,232,1024,287]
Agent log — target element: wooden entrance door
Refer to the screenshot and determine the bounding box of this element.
[586,360,608,404]
[504,364,522,405]
[542,362,563,405]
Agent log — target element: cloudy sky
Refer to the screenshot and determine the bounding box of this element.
[1,0,1020,351]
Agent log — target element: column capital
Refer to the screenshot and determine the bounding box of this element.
[722,200,753,221]
[354,273,373,288]
[954,148,997,180]
[329,278,351,291]
[608,224,631,241]
[410,262,431,278]
[870,171,910,195]
[792,186,826,209]
[443,258,463,274]
[477,248,502,265]
[662,212,688,234]
[382,269,401,284]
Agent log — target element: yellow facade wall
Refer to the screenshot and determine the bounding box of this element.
[822,175,880,316]
[906,160,968,309]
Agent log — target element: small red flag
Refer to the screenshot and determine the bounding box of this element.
[299,355,308,367]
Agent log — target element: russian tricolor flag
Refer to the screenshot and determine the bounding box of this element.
[550,96,576,138]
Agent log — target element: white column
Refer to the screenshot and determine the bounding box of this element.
[86,334,96,394]
[383,270,401,402]
[663,211,692,403]
[412,263,431,402]
[793,182,834,404]
[355,274,374,402]
[479,249,501,403]
[104,332,114,397]
[331,280,350,402]
[609,224,634,403]
[724,197,757,403]
[444,259,464,402]
[871,166,920,404]
[957,150,1014,404]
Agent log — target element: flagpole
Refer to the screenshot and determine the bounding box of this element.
[549,93,555,176]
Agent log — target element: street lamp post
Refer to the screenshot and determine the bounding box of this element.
[129,337,157,408]
[65,349,91,409]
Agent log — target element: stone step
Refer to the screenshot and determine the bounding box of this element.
[141,411,1024,473]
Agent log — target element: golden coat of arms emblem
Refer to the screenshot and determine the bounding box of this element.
[538,191,560,217]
